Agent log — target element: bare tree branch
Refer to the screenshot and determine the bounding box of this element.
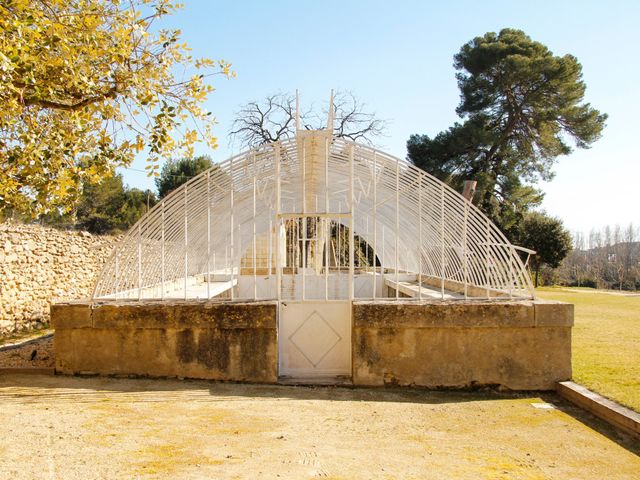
[328,91,387,145]
[229,91,386,149]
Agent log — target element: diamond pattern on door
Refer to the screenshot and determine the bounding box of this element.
[279,301,351,379]
[289,310,342,367]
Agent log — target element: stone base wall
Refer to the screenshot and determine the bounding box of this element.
[52,299,572,390]
[352,300,573,390]
[52,301,278,383]
[0,223,117,333]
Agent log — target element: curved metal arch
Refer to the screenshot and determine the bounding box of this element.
[92,133,534,300]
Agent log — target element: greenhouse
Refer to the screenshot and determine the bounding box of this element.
[92,132,534,303]
[53,107,571,388]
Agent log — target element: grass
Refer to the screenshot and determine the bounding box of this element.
[537,286,640,412]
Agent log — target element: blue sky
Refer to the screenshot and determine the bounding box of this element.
[120,0,640,233]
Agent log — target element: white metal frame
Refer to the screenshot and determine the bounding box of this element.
[92,130,535,301]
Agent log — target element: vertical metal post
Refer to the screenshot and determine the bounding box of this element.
[325,137,329,300]
[337,203,341,276]
[229,161,234,301]
[207,171,211,299]
[302,216,306,300]
[348,145,355,300]
[184,185,188,300]
[325,218,329,300]
[485,218,491,299]
[302,140,306,203]
[463,200,469,299]
[295,89,301,130]
[365,217,369,270]
[137,223,142,300]
[418,173,422,301]
[292,219,298,298]
[508,249,514,299]
[114,253,119,300]
[268,218,272,279]
[111,253,120,298]
[381,226,385,294]
[373,152,377,300]
[161,202,165,300]
[275,145,282,301]
[395,158,400,300]
[302,140,306,301]
[293,220,298,274]
[327,89,335,133]
[440,184,445,300]
[253,154,257,300]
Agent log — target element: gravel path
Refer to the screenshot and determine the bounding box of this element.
[1,375,639,479]
[0,334,54,368]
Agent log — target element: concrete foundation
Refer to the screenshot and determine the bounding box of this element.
[52,299,572,390]
[52,301,278,383]
[352,300,573,390]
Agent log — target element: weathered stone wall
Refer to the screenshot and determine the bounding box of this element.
[52,298,572,390]
[52,300,278,383]
[352,300,573,390]
[0,223,117,333]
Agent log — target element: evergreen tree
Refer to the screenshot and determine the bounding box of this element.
[514,212,573,287]
[408,28,607,234]
[75,174,157,234]
[155,156,213,199]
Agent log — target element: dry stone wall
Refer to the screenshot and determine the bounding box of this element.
[0,223,117,333]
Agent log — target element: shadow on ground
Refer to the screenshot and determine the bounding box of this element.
[0,373,638,457]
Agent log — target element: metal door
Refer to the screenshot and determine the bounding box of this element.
[276,215,353,380]
[278,301,351,379]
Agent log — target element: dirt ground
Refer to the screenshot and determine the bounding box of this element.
[0,334,54,368]
[0,375,638,479]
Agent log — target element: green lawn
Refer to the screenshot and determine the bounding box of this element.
[537,287,640,412]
